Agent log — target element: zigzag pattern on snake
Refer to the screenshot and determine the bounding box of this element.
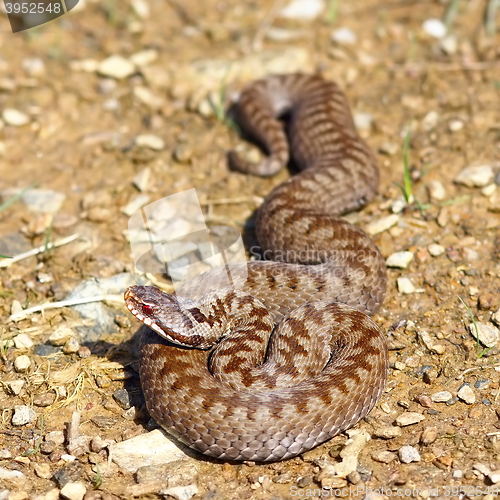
[125,73,388,462]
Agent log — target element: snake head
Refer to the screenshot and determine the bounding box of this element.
[124,285,213,348]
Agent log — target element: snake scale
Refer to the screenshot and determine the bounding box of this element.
[125,73,388,462]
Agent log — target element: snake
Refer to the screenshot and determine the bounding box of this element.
[125,73,388,462]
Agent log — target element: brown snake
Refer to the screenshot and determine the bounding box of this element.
[125,73,388,462]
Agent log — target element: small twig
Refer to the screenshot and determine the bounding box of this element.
[0,234,79,269]
[8,294,124,323]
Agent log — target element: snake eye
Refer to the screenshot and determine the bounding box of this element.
[142,304,154,315]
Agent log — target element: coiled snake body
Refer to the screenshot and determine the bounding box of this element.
[125,74,388,462]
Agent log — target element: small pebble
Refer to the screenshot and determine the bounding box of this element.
[34,463,52,479]
[371,450,397,463]
[481,184,496,197]
[428,243,445,256]
[331,27,357,45]
[353,112,373,131]
[397,277,415,294]
[428,180,446,201]
[121,194,150,217]
[135,134,164,150]
[439,35,458,55]
[130,49,158,67]
[455,165,494,188]
[422,18,446,38]
[391,198,406,214]
[13,333,33,349]
[60,482,87,500]
[161,485,199,500]
[366,214,399,235]
[415,395,432,408]
[4,380,25,395]
[279,0,324,20]
[399,445,421,463]
[386,251,414,269]
[2,108,30,127]
[14,355,31,372]
[490,472,500,484]
[63,338,80,354]
[132,168,151,192]
[372,426,402,439]
[422,110,439,131]
[98,55,135,80]
[468,322,499,348]
[22,57,46,76]
[378,142,399,156]
[448,119,463,132]
[49,326,75,346]
[420,426,438,445]
[457,384,476,404]
[395,412,425,426]
[431,391,453,403]
[12,405,37,426]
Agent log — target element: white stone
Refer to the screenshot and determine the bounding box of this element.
[14,355,31,373]
[131,0,150,19]
[481,184,496,197]
[279,0,324,20]
[135,134,165,150]
[98,55,135,80]
[109,429,190,473]
[13,333,33,349]
[22,57,45,76]
[70,59,99,72]
[334,429,370,477]
[130,49,158,67]
[431,391,453,403]
[122,194,150,217]
[132,168,151,192]
[19,188,66,214]
[391,198,406,214]
[417,330,445,354]
[2,108,30,127]
[160,485,199,500]
[60,482,87,500]
[353,112,372,130]
[366,214,400,235]
[12,405,36,426]
[428,180,446,201]
[455,165,495,188]
[398,445,421,463]
[422,18,447,38]
[331,27,357,45]
[0,466,24,480]
[468,322,499,348]
[422,110,439,131]
[397,277,415,294]
[439,35,458,55]
[395,412,425,426]
[4,380,25,395]
[490,472,500,484]
[133,87,163,109]
[457,385,476,404]
[49,325,75,346]
[448,119,463,132]
[386,251,414,269]
[428,243,445,256]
